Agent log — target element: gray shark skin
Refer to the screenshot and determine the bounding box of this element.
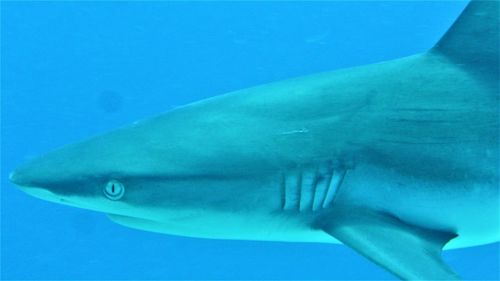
[9,1,499,280]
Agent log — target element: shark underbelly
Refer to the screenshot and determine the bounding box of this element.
[113,158,498,250]
[342,162,499,249]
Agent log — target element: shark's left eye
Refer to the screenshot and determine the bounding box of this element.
[103,180,125,200]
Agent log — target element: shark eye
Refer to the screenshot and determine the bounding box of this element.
[103,180,125,200]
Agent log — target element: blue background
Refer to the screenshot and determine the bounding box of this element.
[1,1,498,280]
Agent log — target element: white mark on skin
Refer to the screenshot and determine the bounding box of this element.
[279,128,309,135]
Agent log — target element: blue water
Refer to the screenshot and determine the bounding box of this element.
[1,1,498,280]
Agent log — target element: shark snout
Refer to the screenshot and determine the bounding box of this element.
[9,164,66,204]
[9,165,42,194]
[9,150,69,188]
[9,159,53,188]
[9,170,18,183]
[9,168,30,187]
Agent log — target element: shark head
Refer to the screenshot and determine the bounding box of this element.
[8,117,218,220]
[9,129,154,216]
[9,109,274,223]
[10,158,125,214]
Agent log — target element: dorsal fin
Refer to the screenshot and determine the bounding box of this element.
[433,0,499,70]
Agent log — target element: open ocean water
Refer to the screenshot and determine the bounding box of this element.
[1,1,499,280]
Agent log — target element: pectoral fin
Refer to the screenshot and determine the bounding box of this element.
[318,208,460,280]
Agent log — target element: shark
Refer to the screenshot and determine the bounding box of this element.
[9,1,499,280]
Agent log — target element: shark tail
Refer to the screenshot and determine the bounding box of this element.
[432,0,499,74]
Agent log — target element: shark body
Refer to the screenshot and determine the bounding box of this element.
[10,1,499,280]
